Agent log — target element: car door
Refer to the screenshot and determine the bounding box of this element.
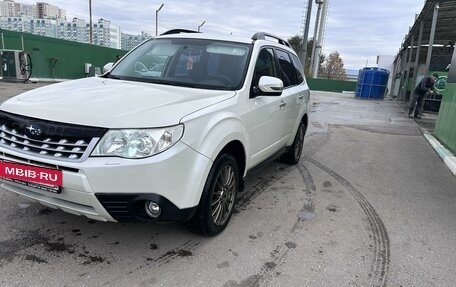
[245,48,286,167]
[274,49,305,142]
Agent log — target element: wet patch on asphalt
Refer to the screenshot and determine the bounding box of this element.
[36,208,54,216]
[333,124,421,136]
[24,254,47,263]
[0,229,110,268]
[310,102,340,114]
[326,205,339,212]
[146,241,198,266]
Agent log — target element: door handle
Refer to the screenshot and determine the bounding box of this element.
[298,95,304,100]
[279,101,286,109]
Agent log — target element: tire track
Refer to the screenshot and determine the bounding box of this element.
[235,166,293,212]
[305,157,390,287]
[230,162,317,287]
[296,163,317,213]
[303,129,331,158]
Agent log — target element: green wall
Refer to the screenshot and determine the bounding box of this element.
[307,78,356,93]
[1,30,126,79]
[435,83,456,153]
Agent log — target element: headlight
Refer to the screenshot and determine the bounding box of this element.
[92,125,184,158]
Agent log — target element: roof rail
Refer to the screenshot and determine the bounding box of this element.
[160,29,199,36]
[251,32,291,48]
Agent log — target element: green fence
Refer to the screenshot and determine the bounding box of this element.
[307,78,357,93]
[1,30,126,79]
[435,83,456,153]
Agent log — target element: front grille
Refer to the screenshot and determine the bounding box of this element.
[0,124,90,160]
[0,111,107,162]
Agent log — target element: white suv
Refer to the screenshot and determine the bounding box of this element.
[0,30,309,235]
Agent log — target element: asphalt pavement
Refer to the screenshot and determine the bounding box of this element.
[0,84,455,287]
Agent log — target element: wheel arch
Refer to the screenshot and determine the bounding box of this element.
[302,113,309,130]
[218,140,246,182]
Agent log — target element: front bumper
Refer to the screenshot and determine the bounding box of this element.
[0,141,212,222]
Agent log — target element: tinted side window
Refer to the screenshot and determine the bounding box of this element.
[276,49,298,87]
[290,53,305,84]
[251,48,276,94]
[252,48,276,84]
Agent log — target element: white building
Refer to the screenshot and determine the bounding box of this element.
[93,18,111,47]
[57,17,89,43]
[121,31,150,50]
[0,15,33,32]
[36,2,65,20]
[1,1,65,19]
[0,0,20,17]
[29,17,56,37]
[109,24,121,49]
[20,3,36,17]
[0,0,122,50]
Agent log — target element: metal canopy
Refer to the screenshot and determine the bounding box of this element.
[391,0,456,100]
[403,0,456,49]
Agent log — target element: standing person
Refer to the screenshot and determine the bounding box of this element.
[408,73,439,119]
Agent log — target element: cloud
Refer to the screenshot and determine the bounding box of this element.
[15,0,424,69]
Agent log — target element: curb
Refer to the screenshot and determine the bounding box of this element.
[423,133,456,176]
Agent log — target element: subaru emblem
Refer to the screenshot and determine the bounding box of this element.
[24,124,44,139]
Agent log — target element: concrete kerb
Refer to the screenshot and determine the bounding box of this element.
[423,133,456,176]
[398,100,456,176]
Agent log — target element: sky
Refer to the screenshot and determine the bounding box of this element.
[17,0,425,70]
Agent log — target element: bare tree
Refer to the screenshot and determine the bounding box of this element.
[320,51,347,80]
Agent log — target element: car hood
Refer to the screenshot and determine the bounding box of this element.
[0,77,236,128]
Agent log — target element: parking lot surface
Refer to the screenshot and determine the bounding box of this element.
[1,84,455,287]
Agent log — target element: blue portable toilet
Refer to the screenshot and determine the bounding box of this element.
[355,67,389,99]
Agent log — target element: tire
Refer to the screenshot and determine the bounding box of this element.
[281,121,306,164]
[189,154,239,236]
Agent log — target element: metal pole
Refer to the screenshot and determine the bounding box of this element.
[89,0,93,44]
[424,3,439,75]
[412,21,424,92]
[198,21,205,32]
[312,0,328,78]
[155,3,164,36]
[405,35,415,100]
[1,32,4,50]
[300,0,313,68]
[21,33,24,50]
[310,0,323,76]
[399,46,409,101]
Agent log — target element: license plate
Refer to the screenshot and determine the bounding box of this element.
[0,160,63,194]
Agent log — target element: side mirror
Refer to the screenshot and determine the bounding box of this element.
[103,62,114,74]
[258,76,283,96]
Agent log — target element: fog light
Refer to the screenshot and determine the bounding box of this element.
[145,201,161,218]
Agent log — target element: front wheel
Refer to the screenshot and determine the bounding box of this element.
[189,154,239,236]
[281,121,306,164]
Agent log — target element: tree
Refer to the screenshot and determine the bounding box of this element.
[288,35,304,57]
[319,51,347,80]
[287,35,325,77]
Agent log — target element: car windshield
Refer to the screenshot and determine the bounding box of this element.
[110,38,252,90]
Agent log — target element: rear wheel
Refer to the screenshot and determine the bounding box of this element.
[281,121,306,164]
[189,154,239,236]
